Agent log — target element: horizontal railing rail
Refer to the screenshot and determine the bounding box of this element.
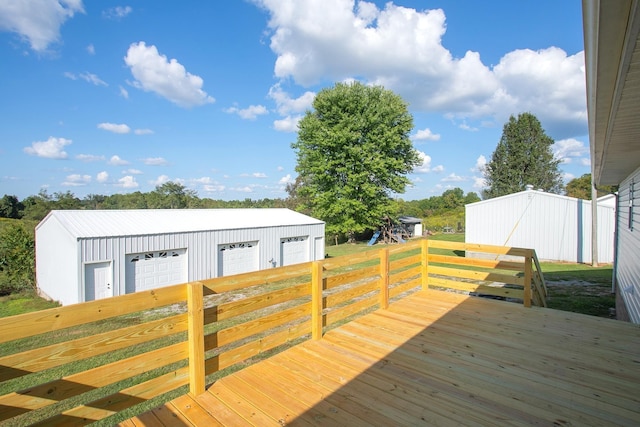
[0,238,545,425]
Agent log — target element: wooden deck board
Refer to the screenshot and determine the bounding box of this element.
[121,290,640,426]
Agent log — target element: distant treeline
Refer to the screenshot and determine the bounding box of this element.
[0,182,480,225]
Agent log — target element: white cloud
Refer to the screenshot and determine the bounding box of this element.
[442,173,464,182]
[124,41,214,108]
[279,174,293,185]
[134,128,153,135]
[123,168,142,175]
[268,84,315,115]
[103,6,132,19]
[150,175,170,186]
[225,104,269,120]
[255,1,586,138]
[553,138,589,164]
[117,175,138,188]
[0,0,84,52]
[253,172,267,178]
[412,151,444,174]
[192,177,213,185]
[232,186,254,193]
[76,154,105,162]
[580,157,591,167]
[65,71,107,86]
[98,122,130,134]
[24,136,71,159]
[459,121,478,132]
[473,155,486,173]
[473,176,486,189]
[277,166,284,171]
[86,43,95,55]
[62,174,91,186]
[203,184,225,193]
[119,86,129,99]
[191,177,225,193]
[411,128,440,142]
[273,115,301,132]
[96,171,109,183]
[413,151,432,174]
[80,72,107,86]
[142,157,168,166]
[563,172,575,183]
[108,155,129,166]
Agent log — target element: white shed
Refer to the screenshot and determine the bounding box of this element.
[35,209,325,306]
[465,189,615,263]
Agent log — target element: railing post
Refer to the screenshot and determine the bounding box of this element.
[421,239,429,290]
[311,261,324,340]
[379,248,389,309]
[523,252,532,308]
[187,281,205,396]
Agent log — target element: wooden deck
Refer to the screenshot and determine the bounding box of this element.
[121,290,640,426]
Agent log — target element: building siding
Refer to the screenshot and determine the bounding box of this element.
[465,190,615,263]
[36,210,325,305]
[616,166,640,323]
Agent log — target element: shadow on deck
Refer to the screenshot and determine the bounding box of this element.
[122,290,640,426]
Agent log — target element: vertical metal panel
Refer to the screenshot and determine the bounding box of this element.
[35,215,81,305]
[465,191,615,263]
[616,166,640,323]
[68,222,325,303]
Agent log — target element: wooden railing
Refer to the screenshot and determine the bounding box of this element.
[0,239,545,425]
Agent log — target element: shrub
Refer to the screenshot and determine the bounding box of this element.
[0,224,35,295]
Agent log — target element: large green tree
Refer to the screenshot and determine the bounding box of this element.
[293,82,420,241]
[483,112,563,199]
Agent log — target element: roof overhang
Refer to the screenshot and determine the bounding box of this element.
[583,0,640,185]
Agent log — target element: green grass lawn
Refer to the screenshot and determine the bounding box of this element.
[0,293,60,317]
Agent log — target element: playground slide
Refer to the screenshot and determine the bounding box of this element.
[368,231,381,246]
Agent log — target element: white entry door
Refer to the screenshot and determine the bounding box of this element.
[84,262,112,302]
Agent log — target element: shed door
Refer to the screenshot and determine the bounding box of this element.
[126,249,187,293]
[280,236,308,266]
[218,241,258,276]
[314,236,324,261]
[85,262,112,302]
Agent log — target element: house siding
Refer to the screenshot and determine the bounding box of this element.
[616,166,640,323]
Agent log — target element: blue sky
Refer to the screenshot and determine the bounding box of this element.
[0,0,588,201]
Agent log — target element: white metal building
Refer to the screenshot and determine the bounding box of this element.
[465,189,615,263]
[583,1,640,323]
[35,209,325,306]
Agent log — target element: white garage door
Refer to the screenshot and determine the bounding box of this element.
[125,249,187,293]
[218,241,258,276]
[280,236,308,266]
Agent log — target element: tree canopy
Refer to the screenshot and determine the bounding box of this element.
[483,112,563,199]
[292,81,421,240]
[565,173,617,200]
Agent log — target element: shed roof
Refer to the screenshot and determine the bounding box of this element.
[399,216,422,224]
[465,189,615,209]
[37,209,324,239]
